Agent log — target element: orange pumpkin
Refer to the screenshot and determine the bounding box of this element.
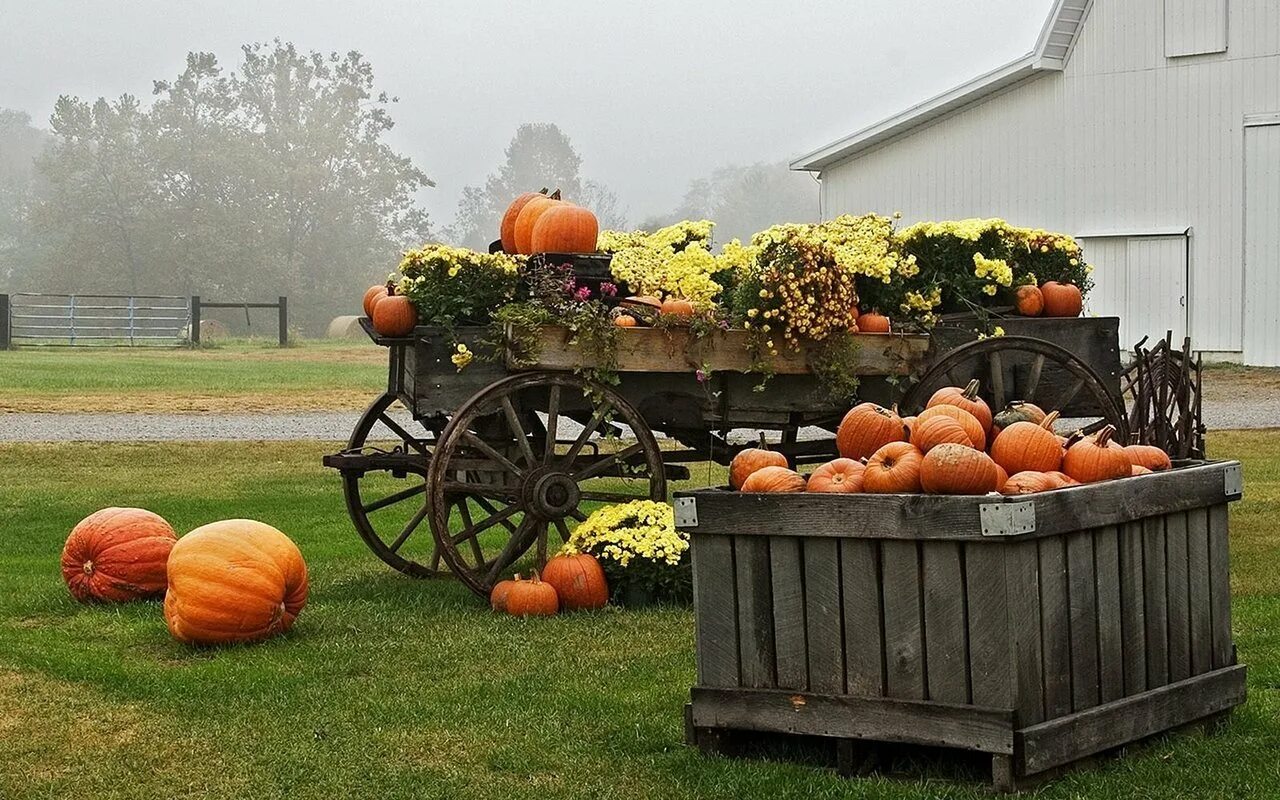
[531,203,599,254]
[660,297,696,320]
[806,458,865,493]
[1041,281,1083,317]
[372,292,417,337]
[1124,444,1173,472]
[362,283,389,317]
[1002,471,1058,495]
[1062,425,1131,483]
[513,192,561,255]
[994,462,1009,491]
[730,433,789,490]
[992,401,1047,438]
[541,553,609,611]
[926,379,993,434]
[740,466,807,493]
[503,572,559,617]
[863,442,923,494]
[915,404,986,450]
[1014,284,1045,316]
[60,507,177,604]
[1131,465,1153,476]
[901,415,917,440]
[613,313,638,328]
[500,189,547,253]
[836,403,908,460]
[490,573,521,612]
[911,414,973,455]
[921,444,1000,495]
[857,311,891,333]
[990,411,1063,475]
[1046,470,1082,488]
[164,519,309,645]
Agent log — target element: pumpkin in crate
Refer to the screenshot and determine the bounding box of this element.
[740,466,807,493]
[921,444,1001,495]
[1046,470,1082,488]
[1125,444,1173,472]
[612,313,638,328]
[1041,281,1083,317]
[915,404,985,450]
[806,458,865,494]
[1132,465,1154,476]
[991,411,1063,475]
[541,553,608,611]
[857,311,891,333]
[1002,471,1058,495]
[503,573,560,617]
[729,433,788,490]
[659,297,696,321]
[500,189,548,253]
[862,442,923,494]
[992,401,1047,438]
[362,283,389,317]
[531,203,599,254]
[926,379,993,434]
[911,413,973,455]
[372,291,417,337]
[164,519,309,646]
[1062,425,1131,483]
[994,462,1009,491]
[836,403,908,460]
[61,507,177,604]
[490,574,521,613]
[513,191,561,254]
[1014,284,1045,316]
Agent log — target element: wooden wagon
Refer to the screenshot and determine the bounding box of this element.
[324,313,1130,598]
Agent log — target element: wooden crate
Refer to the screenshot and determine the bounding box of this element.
[677,461,1246,792]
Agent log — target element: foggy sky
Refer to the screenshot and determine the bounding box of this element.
[0,0,1053,227]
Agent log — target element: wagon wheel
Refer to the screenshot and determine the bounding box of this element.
[336,393,442,577]
[426,372,667,597]
[902,336,1129,440]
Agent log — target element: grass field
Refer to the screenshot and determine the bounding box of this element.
[1,433,1278,798]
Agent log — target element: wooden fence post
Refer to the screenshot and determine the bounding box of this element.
[0,294,10,350]
[278,296,288,347]
[190,295,201,345]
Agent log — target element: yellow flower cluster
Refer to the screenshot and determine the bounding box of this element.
[1009,227,1083,258]
[450,343,473,371]
[899,218,1010,243]
[598,220,714,254]
[398,243,521,279]
[900,287,942,315]
[560,500,687,568]
[603,221,731,307]
[973,252,1013,296]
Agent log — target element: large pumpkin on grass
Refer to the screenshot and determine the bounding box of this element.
[862,442,923,494]
[513,192,561,254]
[541,553,608,611]
[164,519,309,646]
[61,507,177,603]
[531,203,599,254]
[836,403,908,460]
[920,444,1000,495]
[729,433,788,490]
[500,189,548,253]
[806,458,865,494]
[502,573,559,617]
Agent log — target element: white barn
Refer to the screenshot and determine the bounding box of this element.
[792,0,1280,365]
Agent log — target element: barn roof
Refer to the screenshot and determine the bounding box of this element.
[791,0,1093,172]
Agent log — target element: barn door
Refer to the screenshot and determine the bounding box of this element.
[1082,235,1188,352]
[1244,122,1280,366]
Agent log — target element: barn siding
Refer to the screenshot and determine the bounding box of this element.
[817,0,1280,361]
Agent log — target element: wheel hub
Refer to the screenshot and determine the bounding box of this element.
[523,467,581,519]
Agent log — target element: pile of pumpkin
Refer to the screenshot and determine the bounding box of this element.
[1013,280,1084,318]
[489,554,609,617]
[731,380,1171,496]
[500,189,599,255]
[61,508,308,646]
[610,294,697,328]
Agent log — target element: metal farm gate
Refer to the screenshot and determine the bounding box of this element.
[5,293,191,346]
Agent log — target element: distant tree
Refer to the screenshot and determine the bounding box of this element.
[640,162,818,244]
[0,110,52,286]
[580,179,628,232]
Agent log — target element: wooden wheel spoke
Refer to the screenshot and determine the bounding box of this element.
[461,431,525,477]
[562,402,613,466]
[988,353,1005,410]
[500,396,538,469]
[572,441,646,482]
[486,518,540,584]
[441,479,517,501]
[544,385,560,463]
[451,502,520,545]
[553,518,572,544]
[388,502,430,553]
[1025,354,1046,401]
[1057,376,1086,411]
[568,508,588,522]
[455,499,486,566]
[472,494,521,533]
[378,413,429,454]
[363,483,425,514]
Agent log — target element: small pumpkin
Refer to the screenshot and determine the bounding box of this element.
[1131,465,1154,476]
[372,291,417,337]
[503,572,560,617]
[901,414,917,440]
[1124,444,1173,472]
[512,191,562,255]
[836,403,908,460]
[730,433,789,490]
[1002,471,1058,495]
[992,401,1047,438]
[659,297,696,321]
[915,404,985,450]
[862,442,924,494]
[740,466,807,493]
[362,283,389,317]
[613,313,638,328]
[1014,284,1045,317]
[61,507,177,604]
[911,413,974,455]
[500,189,548,253]
[531,202,599,254]
[1062,425,1131,483]
[857,311,891,333]
[926,379,993,434]
[921,444,1000,495]
[491,573,521,612]
[1041,281,1084,317]
[164,519,309,645]
[541,553,608,611]
[991,411,1063,475]
[1046,470,1082,488]
[806,458,865,494]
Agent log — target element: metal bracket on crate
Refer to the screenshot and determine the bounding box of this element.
[1223,463,1243,497]
[979,501,1036,537]
[674,497,699,528]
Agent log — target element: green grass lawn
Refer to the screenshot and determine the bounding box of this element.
[1,433,1278,799]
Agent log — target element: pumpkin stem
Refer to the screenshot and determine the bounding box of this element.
[963,379,981,400]
[82,559,94,576]
[1040,411,1061,431]
[384,280,396,294]
[531,569,541,583]
[538,187,548,195]
[550,189,562,201]
[1064,430,1085,449]
[1095,425,1116,448]
[757,432,769,451]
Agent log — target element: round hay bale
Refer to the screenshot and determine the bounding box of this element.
[200,319,230,341]
[327,315,365,339]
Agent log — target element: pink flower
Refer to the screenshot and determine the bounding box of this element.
[600,282,618,297]
[574,286,592,302]
[695,369,708,384]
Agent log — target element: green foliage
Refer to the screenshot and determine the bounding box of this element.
[397,245,521,327]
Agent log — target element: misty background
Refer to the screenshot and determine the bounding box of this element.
[0,0,1052,330]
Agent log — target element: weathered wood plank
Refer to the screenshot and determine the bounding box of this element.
[1119,521,1147,696]
[1143,517,1170,689]
[1039,537,1073,719]
[734,536,776,689]
[923,542,969,704]
[804,538,844,694]
[769,537,808,690]
[966,543,1012,709]
[690,686,1015,755]
[840,539,884,696]
[1165,513,1192,683]
[1019,665,1247,775]
[1208,504,1234,669]
[1066,531,1100,712]
[692,534,739,688]
[1093,526,1125,703]
[881,541,925,700]
[1004,541,1044,726]
[1186,507,1214,676]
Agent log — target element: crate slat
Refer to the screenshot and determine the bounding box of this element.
[1119,521,1148,696]
[1208,504,1233,668]
[1005,540,1045,725]
[1040,538,1073,719]
[923,542,969,704]
[840,539,884,697]
[965,544,1012,709]
[1143,517,1170,688]
[1066,531,1101,711]
[1186,507,1214,676]
[881,541,925,700]
[1165,512,1192,683]
[692,534,739,688]
[804,539,844,694]
[1093,526,1126,703]
[770,537,808,690]
[734,536,776,689]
